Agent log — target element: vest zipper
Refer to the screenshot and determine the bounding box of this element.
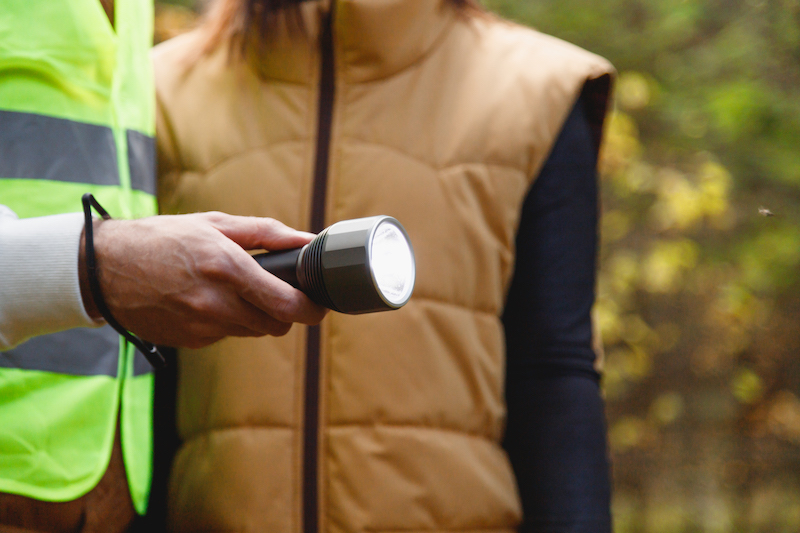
[304,6,335,533]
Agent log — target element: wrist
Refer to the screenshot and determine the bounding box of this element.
[78,221,103,321]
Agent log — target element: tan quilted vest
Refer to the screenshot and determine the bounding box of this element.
[154,1,613,531]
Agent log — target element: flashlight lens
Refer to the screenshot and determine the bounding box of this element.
[370,221,415,306]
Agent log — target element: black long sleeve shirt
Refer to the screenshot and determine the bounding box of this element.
[502,97,612,533]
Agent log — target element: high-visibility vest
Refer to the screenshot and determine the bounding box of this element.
[0,0,156,512]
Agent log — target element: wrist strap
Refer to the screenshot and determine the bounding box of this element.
[82,193,166,369]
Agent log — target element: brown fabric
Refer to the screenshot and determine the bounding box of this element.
[98,0,114,29]
[0,430,135,533]
[153,1,614,531]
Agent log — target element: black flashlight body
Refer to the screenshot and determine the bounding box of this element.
[253,247,302,289]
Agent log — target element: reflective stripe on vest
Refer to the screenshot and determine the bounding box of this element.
[0,110,156,195]
[0,327,153,377]
[127,129,157,196]
[0,327,119,377]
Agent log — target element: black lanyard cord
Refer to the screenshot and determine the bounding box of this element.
[81,193,166,369]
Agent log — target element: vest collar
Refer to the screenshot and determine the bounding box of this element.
[335,0,457,83]
[249,0,457,84]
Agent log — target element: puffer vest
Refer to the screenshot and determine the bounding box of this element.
[153,1,613,531]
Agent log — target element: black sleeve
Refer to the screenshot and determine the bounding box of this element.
[502,97,612,533]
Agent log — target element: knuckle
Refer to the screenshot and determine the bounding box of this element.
[201,211,226,223]
[185,291,218,317]
[263,217,283,231]
[199,254,238,282]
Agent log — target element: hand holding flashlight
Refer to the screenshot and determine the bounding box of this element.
[82,212,328,349]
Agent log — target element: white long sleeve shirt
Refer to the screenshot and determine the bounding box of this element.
[0,206,98,350]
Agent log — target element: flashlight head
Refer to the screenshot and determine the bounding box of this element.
[298,216,415,314]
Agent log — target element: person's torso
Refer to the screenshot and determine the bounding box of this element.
[154,2,612,530]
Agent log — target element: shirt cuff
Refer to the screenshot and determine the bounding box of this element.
[0,212,101,350]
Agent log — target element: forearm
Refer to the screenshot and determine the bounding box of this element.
[0,212,99,350]
[505,373,611,532]
[502,97,612,531]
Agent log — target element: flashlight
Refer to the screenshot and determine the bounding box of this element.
[254,216,415,314]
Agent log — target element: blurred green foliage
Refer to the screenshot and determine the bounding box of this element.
[483,0,800,530]
[154,0,800,530]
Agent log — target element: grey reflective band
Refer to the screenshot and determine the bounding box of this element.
[0,327,156,377]
[0,110,119,186]
[0,326,120,377]
[127,129,157,195]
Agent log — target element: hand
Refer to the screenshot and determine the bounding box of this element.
[79,212,327,348]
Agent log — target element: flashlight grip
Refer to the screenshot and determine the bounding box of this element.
[253,248,302,289]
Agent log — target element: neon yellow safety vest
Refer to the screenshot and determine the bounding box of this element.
[0,0,156,513]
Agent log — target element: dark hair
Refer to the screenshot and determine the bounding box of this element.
[201,0,484,59]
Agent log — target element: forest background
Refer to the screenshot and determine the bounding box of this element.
[153,0,800,531]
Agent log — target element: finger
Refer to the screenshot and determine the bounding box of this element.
[234,259,328,325]
[218,295,298,337]
[166,316,290,348]
[186,285,299,338]
[204,213,315,252]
